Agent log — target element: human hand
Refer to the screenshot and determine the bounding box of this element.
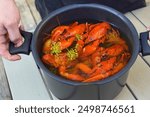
[0,0,23,61]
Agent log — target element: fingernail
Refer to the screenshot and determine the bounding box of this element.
[15,40,23,47]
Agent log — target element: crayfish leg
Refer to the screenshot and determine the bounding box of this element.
[75,63,92,74]
[83,71,111,82]
[59,66,85,81]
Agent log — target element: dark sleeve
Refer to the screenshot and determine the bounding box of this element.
[61,0,146,13]
[35,0,64,18]
[35,0,146,18]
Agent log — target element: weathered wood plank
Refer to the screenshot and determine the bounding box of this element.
[2,0,51,99]
[146,0,150,3]
[146,0,150,5]
[26,0,41,24]
[130,4,150,65]
[127,56,150,99]
[125,12,150,65]
[15,0,37,31]
[146,0,150,7]
[114,86,135,100]
[132,4,150,27]
[3,54,50,99]
[0,57,12,100]
[125,12,146,33]
[125,12,150,99]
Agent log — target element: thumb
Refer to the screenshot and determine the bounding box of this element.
[6,23,23,47]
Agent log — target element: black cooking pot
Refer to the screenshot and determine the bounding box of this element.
[9,4,150,100]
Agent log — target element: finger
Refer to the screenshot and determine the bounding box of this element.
[2,51,21,61]
[146,26,150,31]
[17,25,25,47]
[14,39,23,47]
[0,35,21,61]
[19,24,25,30]
[0,24,7,36]
[6,22,23,47]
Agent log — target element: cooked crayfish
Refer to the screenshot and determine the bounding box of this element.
[42,21,131,82]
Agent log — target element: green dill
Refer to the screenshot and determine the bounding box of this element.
[51,42,61,55]
[67,48,78,61]
[107,29,119,40]
[108,32,117,39]
[75,34,82,40]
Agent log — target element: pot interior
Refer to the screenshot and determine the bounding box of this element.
[32,4,139,84]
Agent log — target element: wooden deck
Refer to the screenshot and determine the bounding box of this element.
[0,0,150,100]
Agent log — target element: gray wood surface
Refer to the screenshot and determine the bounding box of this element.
[15,0,37,31]
[127,57,150,99]
[3,54,51,99]
[131,6,150,65]
[125,10,150,100]
[0,57,12,100]
[26,0,41,24]
[1,0,150,100]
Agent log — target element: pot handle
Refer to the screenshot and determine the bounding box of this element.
[140,31,150,56]
[9,30,33,55]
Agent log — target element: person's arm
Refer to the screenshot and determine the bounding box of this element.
[0,0,23,61]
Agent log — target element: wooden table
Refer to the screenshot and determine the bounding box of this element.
[0,0,150,100]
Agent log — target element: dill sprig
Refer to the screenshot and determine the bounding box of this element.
[75,34,82,40]
[107,29,120,40]
[51,42,61,55]
[67,48,78,61]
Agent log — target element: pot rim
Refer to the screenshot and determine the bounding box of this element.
[32,4,139,86]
